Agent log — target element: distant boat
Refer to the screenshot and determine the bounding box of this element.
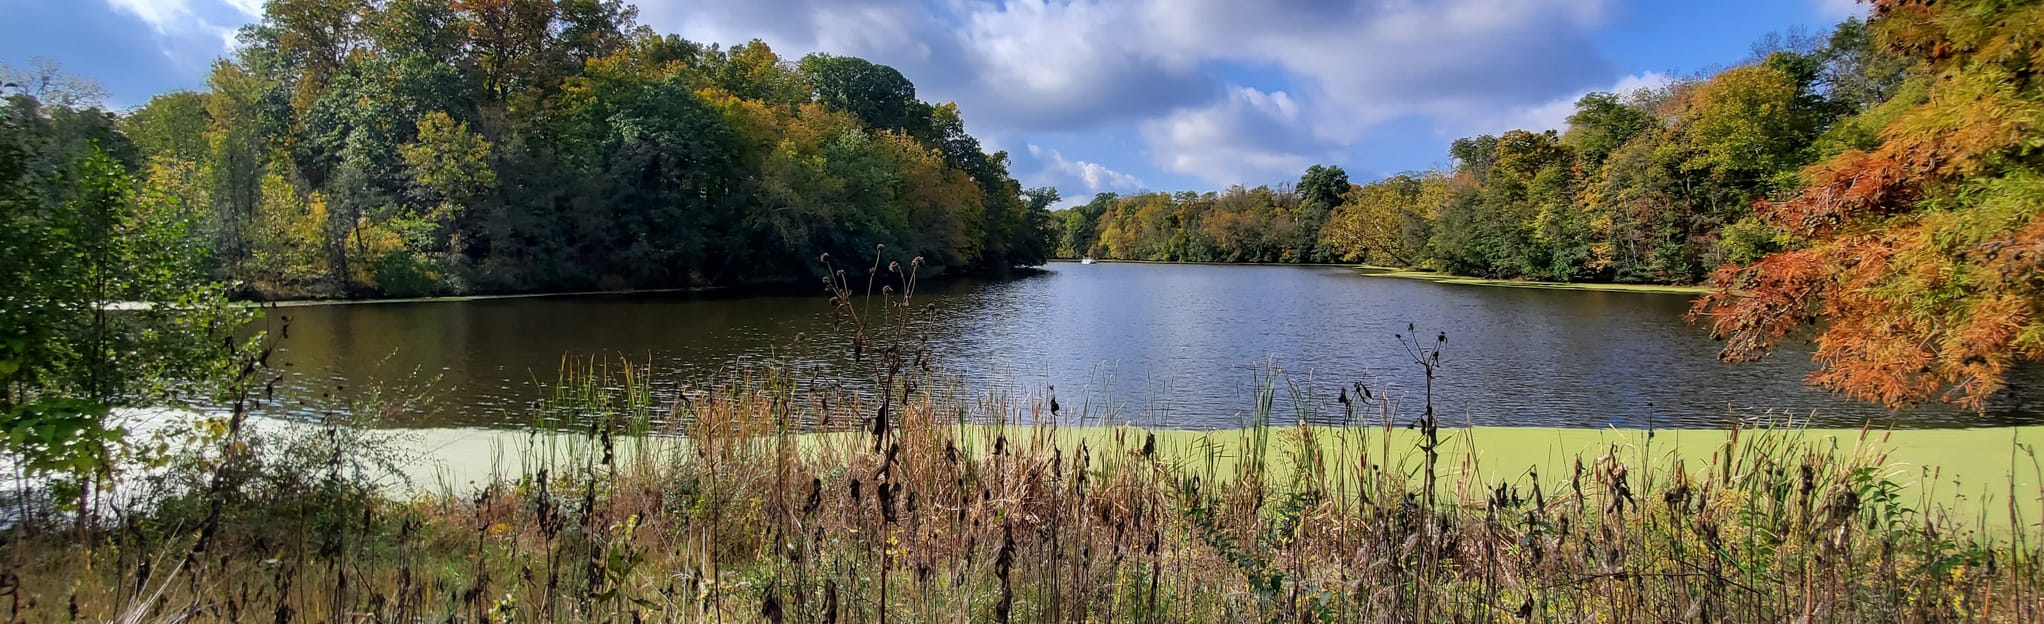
[1080,257,1097,265]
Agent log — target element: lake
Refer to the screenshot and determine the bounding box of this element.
[256,262,2041,430]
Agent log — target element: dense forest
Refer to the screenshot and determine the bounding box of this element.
[1054,18,1909,285]
[2,0,1056,300]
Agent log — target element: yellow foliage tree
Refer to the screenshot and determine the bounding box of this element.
[247,173,329,291]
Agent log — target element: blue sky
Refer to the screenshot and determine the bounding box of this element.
[1,0,1865,206]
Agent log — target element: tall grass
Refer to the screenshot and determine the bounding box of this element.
[3,250,2040,622]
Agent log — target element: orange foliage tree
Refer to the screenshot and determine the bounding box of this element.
[1693,0,2044,408]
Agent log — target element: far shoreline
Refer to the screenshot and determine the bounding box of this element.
[235,261,1711,307]
[1050,257,1712,295]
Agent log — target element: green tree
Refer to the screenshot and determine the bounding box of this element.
[1680,62,1819,189]
[800,54,925,133]
[124,92,211,163]
[1321,172,1443,266]
[1564,91,1655,166]
[1294,164,1350,262]
[600,78,737,285]
[1,118,246,504]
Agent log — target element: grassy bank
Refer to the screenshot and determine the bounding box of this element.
[1355,266,1714,295]
[1051,258,1356,269]
[8,372,2041,623]
[1049,259,1713,294]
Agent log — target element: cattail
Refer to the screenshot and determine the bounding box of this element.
[760,588,784,624]
[879,483,898,524]
[876,442,900,481]
[822,580,839,624]
[994,522,1015,624]
[871,403,888,451]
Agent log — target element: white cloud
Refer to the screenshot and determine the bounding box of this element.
[1027,144,1146,194]
[103,0,259,32]
[219,0,264,17]
[1482,71,1674,135]
[100,0,252,64]
[639,0,1613,131]
[104,0,194,32]
[951,0,1215,129]
[1142,87,1325,186]
[1130,0,1613,134]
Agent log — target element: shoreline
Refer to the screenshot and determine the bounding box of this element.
[1355,266,1712,294]
[230,266,1053,308]
[1049,257,1359,268]
[1051,257,1714,294]
[140,262,1714,309]
[244,285,714,308]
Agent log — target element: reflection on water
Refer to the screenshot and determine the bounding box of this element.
[256,263,2042,430]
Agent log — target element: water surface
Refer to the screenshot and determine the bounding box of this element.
[260,262,2041,429]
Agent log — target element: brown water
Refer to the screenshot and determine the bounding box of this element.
[256,262,2042,430]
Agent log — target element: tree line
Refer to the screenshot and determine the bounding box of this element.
[6,0,1056,301]
[1055,17,1907,285]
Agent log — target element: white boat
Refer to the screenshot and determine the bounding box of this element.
[1080,257,1097,265]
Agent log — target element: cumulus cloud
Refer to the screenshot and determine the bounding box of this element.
[637,0,947,69]
[1133,0,1612,129]
[1480,71,1674,136]
[101,0,261,68]
[1142,87,1329,186]
[951,0,1218,129]
[103,0,258,41]
[105,0,197,32]
[1026,144,1147,195]
[637,0,1219,131]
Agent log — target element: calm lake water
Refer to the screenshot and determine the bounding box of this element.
[257,262,2041,430]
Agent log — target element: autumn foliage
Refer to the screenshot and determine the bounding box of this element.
[1694,0,2044,408]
